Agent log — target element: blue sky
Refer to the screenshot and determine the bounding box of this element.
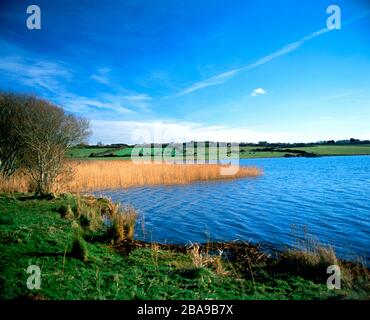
[0,0,370,143]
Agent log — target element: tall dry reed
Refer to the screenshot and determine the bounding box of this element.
[0,160,261,193]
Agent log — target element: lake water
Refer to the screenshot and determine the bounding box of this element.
[95,156,370,264]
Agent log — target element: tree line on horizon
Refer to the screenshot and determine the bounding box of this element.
[78,138,370,149]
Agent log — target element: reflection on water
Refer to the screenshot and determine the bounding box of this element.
[95,156,370,264]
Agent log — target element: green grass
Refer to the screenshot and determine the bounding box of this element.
[239,147,289,158]
[112,147,134,156]
[67,147,113,158]
[68,145,370,160]
[294,145,370,156]
[0,194,368,300]
[68,146,284,160]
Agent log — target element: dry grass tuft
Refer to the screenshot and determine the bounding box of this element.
[278,245,337,270]
[109,204,137,243]
[275,243,355,287]
[75,196,103,232]
[187,243,229,275]
[188,244,205,269]
[0,160,261,193]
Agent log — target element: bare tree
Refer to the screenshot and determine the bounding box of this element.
[0,92,90,194]
[0,93,27,177]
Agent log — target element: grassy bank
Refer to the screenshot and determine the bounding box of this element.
[0,193,368,300]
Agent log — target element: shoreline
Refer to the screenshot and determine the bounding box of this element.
[0,193,369,300]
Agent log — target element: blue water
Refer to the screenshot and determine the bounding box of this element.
[95,156,370,263]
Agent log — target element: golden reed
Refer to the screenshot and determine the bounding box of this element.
[0,160,261,193]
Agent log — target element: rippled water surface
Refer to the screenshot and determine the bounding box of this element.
[96,156,370,263]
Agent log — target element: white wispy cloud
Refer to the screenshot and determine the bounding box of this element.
[123,93,152,102]
[55,90,154,116]
[0,40,154,116]
[251,88,266,97]
[100,92,153,113]
[176,27,332,96]
[90,67,111,84]
[177,69,240,96]
[176,10,370,97]
[0,55,72,92]
[57,93,136,115]
[0,55,148,115]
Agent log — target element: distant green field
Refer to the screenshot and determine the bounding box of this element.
[239,147,288,158]
[112,147,134,156]
[114,147,172,157]
[67,145,370,160]
[239,151,290,158]
[294,145,370,155]
[67,147,112,158]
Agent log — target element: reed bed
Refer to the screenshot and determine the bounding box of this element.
[0,173,30,193]
[0,160,261,193]
[66,160,261,192]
